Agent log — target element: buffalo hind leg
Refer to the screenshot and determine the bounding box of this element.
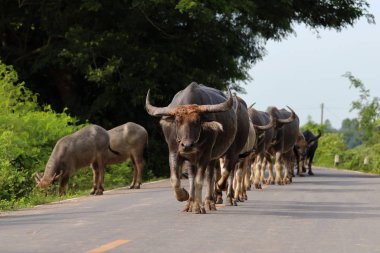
[274,152,284,185]
[130,154,144,189]
[90,163,99,195]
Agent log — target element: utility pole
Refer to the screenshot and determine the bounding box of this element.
[320,103,324,125]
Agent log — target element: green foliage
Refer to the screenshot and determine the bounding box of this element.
[340,144,380,174]
[340,118,362,148]
[0,61,143,210]
[0,61,82,208]
[312,132,347,167]
[344,72,380,144]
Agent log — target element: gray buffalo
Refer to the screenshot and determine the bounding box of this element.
[35,125,119,195]
[145,82,237,213]
[107,122,148,189]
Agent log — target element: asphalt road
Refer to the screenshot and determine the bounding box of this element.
[1,167,380,253]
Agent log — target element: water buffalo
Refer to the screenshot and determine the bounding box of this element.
[247,107,275,187]
[233,120,256,202]
[302,129,322,175]
[107,122,148,189]
[35,125,119,195]
[145,82,237,214]
[217,96,250,206]
[292,131,308,177]
[267,106,299,185]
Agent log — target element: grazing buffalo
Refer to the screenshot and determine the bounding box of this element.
[107,122,148,189]
[267,106,299,185]
[145,82,237,214]
[35,125,119,195]
[247,107,275,187]
[302,129,322,175]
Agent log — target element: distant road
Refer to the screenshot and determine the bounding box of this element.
[1,168,380,253]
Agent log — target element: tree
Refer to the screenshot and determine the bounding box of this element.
[0,0,374,177]
[344,72,380,144]
[340,118,362,148]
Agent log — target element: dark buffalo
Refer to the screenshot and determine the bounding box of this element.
[145,82,237,214]
[216,96,250,206]
[302,129,322,175]
[267,106,299,185]
[292,131,308,177]
[247,107,274,188]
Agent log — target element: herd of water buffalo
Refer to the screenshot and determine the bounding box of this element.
[34,82,321,214]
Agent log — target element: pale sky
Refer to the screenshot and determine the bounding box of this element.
[240,0,380,129]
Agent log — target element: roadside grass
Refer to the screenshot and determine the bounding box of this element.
[0,163,163,211]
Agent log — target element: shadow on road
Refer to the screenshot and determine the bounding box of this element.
[212,200,380,220]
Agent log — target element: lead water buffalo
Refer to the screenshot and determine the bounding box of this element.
[107,122,148,189]
[302,129,322,175]
[35,125,119,195]
[267,106,299,185]
[145,82,237,214]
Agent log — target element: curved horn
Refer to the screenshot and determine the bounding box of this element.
[34,172,42,184]
[253,115,274,130]
[198,89,234,113]
[248,102,256,109]
[145,89,176,117]
[53,170,64,182]
[277,106,296,124]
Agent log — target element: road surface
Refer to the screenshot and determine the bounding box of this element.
[1,167,380,253]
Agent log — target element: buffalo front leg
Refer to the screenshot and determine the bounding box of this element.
[193,166,206,214]
[217,157,230,191]
[308,157,315,175]
[226,167,237,206]
[169,153,189,202]
[59,175,70,196]
[253,155,263,189]
[234,162,244,202]
[274,152,283,185]
[204,160,217,211]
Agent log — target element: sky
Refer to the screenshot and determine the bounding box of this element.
[240,0,380,129]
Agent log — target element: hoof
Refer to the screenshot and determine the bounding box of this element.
[216,196,223,204]
[95,190,103,195]
[308,171,314,176]
[204,199,217,211]
[254,183,262,190]
[176,188,189,202]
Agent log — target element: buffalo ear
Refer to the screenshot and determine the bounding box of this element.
[202,121,223,132]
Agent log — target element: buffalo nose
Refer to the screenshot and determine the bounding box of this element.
[181,142,194,148]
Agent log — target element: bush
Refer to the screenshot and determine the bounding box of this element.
[0,61,83,208]
[313,132,347,167]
